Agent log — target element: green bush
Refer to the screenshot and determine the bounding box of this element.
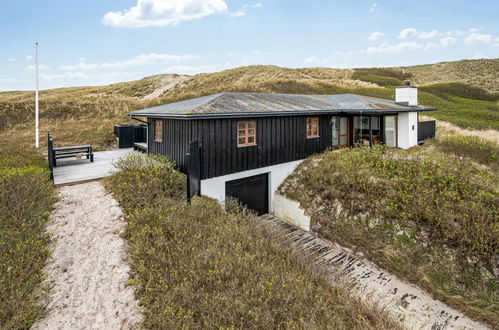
[420,83,499,102]
[351,74,403,87]
[353,68,412,81]
[0,149,56,329]
[283,147,499,326]
[105,153,186,210]
[104,154,398,329]
[437,135,499,168]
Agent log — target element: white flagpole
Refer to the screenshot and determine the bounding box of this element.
[35,42,39,149]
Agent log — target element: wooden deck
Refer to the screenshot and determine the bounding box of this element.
[53,149,135,186]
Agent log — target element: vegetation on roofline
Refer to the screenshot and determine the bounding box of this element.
[279,145,499,327]
[103,153,399,329]
[0,144,57,329]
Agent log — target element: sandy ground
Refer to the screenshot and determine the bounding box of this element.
[260,214,489,330]
[32,181,142,330]
[143,74,189,99]
[420,114,499,144]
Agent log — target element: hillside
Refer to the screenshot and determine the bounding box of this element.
[0,58,498,150]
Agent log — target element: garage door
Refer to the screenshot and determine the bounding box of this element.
[225,173,269,215]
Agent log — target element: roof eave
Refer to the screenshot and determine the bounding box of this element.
[128,107,437,119]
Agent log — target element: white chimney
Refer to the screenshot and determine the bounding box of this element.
[395,80,418,106]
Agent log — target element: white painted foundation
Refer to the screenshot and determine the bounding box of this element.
[200,160,303,212]
[272,193,311,231]
[397,112,418,149]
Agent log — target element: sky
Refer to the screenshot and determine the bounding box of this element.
[1,0,498,91]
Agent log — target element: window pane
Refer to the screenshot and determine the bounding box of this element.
[248,129,255,135]
[238,130,245,137]
[238,123,245,129]
[340,136,347,145]
[340,118,347,135]
[248,122,255,128]
[332,117,339,146]
[238,137,246,145]
[384,116,397,147]
[248,136,255,143]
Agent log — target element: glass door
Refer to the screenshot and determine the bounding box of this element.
[339,117,349,147]
[384,116,397,147]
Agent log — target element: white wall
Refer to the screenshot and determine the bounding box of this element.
[397,112,418,149]
[272,193,311,231]
[200,160,303,212]
[395,87,418,106]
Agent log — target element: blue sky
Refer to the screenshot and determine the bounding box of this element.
[1,0,498,91]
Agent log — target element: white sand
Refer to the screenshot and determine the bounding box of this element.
[32,181,142,330]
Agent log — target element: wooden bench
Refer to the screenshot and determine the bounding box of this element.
[48,132,94,168]
[133,142,147,153]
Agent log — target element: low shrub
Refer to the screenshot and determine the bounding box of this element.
[282,146,499,326]
[104,154,399,329]
[105,153,185,210]
[351,74,403,87]
[0,148,56,329]
[436,135,499,168]
[420,83,499,102]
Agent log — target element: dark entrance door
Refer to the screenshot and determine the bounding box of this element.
[225,173,269,215]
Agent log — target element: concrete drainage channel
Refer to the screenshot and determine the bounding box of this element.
[258,214,488,330]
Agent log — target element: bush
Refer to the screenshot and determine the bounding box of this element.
[105,153,186,210]
[104,153,398,329]
[0,149,57,329]
[420,83,499,102]
[436,135,499,168]
[351,74,403,87]
[282,147,499,326]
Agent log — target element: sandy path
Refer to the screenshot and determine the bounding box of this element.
[32,181,142,330]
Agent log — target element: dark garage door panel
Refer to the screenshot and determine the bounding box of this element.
[225,173,269,215]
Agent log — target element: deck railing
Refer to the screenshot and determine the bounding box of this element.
[418,120,436,144]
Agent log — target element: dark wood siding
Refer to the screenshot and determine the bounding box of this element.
[149,115,333,180]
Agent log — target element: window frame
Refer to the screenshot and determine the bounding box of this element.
[154,119,163,142]
[306,117,320,138]
[237,120,257,147]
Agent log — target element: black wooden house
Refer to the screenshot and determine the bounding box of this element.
[129,91,436,214]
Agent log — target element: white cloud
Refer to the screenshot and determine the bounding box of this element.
[26,64,50,71]
[229,2,262,18]
[417,30,438,39]
[363,41,424,53]
[25,55,33,60]
[103,0,228,28]
[368,31,384,41]
[7,58,16,62]
[304,56,327,64]
[59,53,201,70]
[229,10,246,17]
[369,2,378,13]
[439,36,457,46]
[40,72,89,81]
[164,64,215,74]
[493,37,499,47]
[464,33,493,44]
[398,28,438,39]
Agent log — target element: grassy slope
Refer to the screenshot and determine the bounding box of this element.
[0,145,57,329]
[103,154,398,329]
[402,58,499,93]
[279,145,498,327]
[0,59,498,149]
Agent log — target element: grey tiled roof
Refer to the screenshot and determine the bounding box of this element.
[129,92,435,117]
